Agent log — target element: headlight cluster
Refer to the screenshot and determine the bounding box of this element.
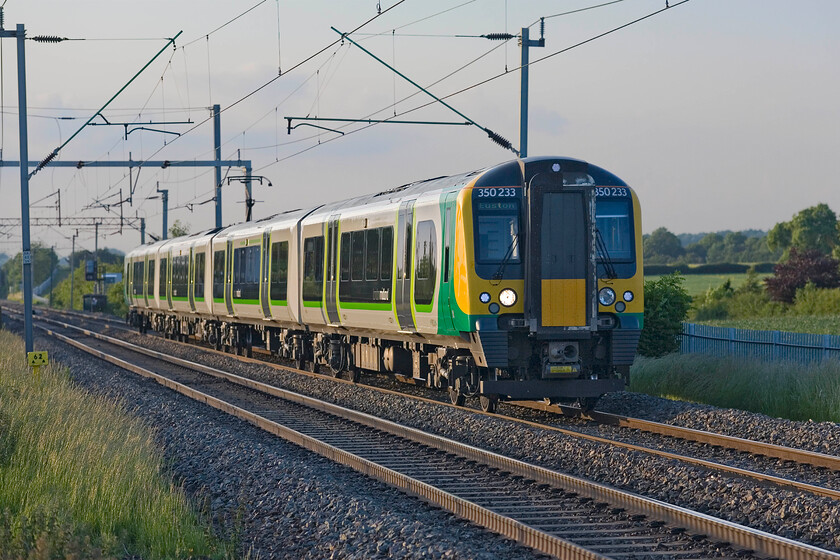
[599,288,634,312]
[478,288,518,314]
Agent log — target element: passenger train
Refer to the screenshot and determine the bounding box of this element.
[125,156,643,412]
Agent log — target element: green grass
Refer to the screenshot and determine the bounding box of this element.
[646,273,771,297]
[699,315,840,335]
[0,329,230,559]
[630,353,840,422]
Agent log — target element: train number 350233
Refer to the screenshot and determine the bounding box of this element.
[595,187,629,197]
[475,187,518,198]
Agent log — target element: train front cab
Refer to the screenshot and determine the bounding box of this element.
[455,157,643,406]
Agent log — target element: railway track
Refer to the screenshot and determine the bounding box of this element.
[6,306,840,559]
[15,305,840,502]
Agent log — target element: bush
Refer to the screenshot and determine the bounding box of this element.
[793,284,840,315]
[638,273,692,357]
[765,248,840,303]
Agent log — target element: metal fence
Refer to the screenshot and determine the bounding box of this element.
[681,323,840,364]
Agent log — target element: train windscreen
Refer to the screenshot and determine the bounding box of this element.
[596,199,633,262]
[474,200,521,264]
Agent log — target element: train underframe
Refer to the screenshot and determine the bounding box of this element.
[127,309,634,413]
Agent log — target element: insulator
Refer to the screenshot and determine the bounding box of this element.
[484,128,515,153]
[38,151,58,170]
[540,17,545,39]
[0,8,5,30]
[31,35,67,43]
[482,33,515,41]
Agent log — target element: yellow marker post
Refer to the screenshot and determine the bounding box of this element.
[28,351,49,382]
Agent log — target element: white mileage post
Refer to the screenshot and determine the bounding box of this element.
[28,351,49,381]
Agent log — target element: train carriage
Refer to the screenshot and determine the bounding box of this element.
[126,156,643,411]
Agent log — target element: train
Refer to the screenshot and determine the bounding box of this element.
[125,156,643,412]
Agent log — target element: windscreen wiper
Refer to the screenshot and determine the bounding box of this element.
[596,228,618,280]
[491,234,519,285]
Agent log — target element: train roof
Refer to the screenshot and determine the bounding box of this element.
[126,157,630,258]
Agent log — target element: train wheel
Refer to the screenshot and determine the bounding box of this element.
[347,366,361,383]
[245,346,253,358]
[448,385,465,407]
[309,360,320,374]
[479,395,499,414]
[296,355,306,371]
[577,397,599,412]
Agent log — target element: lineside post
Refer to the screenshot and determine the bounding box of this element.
[213,104,222,228]
[15,23,33,353]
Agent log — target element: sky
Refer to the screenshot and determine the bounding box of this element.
[0,0,838,256]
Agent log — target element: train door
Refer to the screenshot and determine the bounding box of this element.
[143,254,149,307]
[224,239,235,315]
[439,193,457,333]
[260,230,271,319]
[188,246,196,312]
[395,200,416,332]
[166,250,173,309]
[324,215,341,325]
[526,174,593,329]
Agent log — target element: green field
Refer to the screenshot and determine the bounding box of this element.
[646,273,771,297]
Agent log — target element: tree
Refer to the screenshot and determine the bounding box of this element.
[169,219,191,238]
[643,227,684,264]
[638,273,692,357]
[764,248,840,303]
[1,243,58,293]
[767,204,839,256]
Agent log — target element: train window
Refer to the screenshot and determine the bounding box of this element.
[270,241,288,302]
[380,227,393,280]
[414,220,437,306]
[338,226,392,303]
[146,260,155,299]
[302,235,324,301]
[213,250,225,299]
[172,255,189,298]
[596,200,633,262]
[340,233,350,282]
[351,230,365,281]
[132,261,144,296]
[365,228,380,281]
[159,257,168,298]
[194,252,205,299]
[474,200,521,264]
[232,245,260,301]
[250,246,260,284]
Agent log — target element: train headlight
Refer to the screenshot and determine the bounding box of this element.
[499,288,517,307]
[615,301,626,313]
[623,290,634,302]
[479,292,491,304]
[598,288,616,306]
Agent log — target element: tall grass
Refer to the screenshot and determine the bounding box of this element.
[630,353,840,422]
[0,329,227,559]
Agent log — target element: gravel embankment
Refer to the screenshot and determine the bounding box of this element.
[21,326,544,559]
[96,326,840,553]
